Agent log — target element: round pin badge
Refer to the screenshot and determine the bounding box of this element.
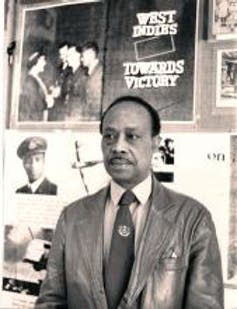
[117,225,131,237]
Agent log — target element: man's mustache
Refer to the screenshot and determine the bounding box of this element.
[108,155,135,165]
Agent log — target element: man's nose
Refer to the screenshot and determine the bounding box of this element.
[112,135,127,153]
[30,159,37,168]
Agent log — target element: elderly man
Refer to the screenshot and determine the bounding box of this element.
[36,96,223,308]
[16,136,57,195]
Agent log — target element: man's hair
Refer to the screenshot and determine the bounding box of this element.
[68,45,82,53]
[58,41,71,50]
[27,50,46,69]
[100,96,161,136]
[82,41,99,56]
[76,45,82,53]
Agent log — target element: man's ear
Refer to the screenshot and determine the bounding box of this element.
[152,135,161,152]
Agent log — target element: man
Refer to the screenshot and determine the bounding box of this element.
[36,96,223,308]
[16,136,57,195]
[48,42,72,121]
[81,41,103,120]
[63,45,87,121]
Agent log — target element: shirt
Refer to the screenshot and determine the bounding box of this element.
[103,175,152,263]
[28,176,45,193]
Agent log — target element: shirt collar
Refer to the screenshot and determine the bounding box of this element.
[28,176,45,193]
[110,174,152,207]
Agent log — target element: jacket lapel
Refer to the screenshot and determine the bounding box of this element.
[35,178,48,194]
[123,179,177,306]
[75,186,109,306]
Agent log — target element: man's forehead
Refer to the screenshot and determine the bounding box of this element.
[103,102,153,132]
[104,101,151,121]
[23,152,45,160]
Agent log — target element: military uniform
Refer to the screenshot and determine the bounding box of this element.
[16,137,57,196]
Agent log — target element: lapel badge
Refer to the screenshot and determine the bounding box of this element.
[117,225,131,237]
[171,250,178,259]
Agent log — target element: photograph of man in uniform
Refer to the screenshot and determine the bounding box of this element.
[36,96,223,308]
[16,136,57,195]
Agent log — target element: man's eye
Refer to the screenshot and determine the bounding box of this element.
[127,134,140,141]
[103,133,115,140]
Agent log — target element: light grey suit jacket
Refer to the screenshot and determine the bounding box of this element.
[36,178,223,309]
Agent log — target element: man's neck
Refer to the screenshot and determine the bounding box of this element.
[28,175,45,193]
[110,174,152,206]
[88,58,99,75]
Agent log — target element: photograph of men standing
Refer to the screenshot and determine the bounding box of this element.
[16,136,57,195]
[36,96,223,308]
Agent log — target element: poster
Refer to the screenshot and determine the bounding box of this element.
[103,0,198,122]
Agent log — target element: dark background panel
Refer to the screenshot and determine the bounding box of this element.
[103,0,197,121]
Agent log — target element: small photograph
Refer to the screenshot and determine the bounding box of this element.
[11,0,105,128]
[4,131,108,210]
[15,136,58,195]
[3,225,54,297]
[216,49,237,107]
[213,0,237,39]
[152,137,174,183]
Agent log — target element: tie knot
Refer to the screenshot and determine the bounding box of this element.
[119,190,137,206]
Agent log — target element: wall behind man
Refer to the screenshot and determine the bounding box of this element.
[1,0,237,307]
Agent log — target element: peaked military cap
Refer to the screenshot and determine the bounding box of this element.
[17,136,47,159]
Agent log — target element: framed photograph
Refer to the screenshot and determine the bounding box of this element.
[212,0,237,40]
[216,49,237,107]
[9,0,106,129]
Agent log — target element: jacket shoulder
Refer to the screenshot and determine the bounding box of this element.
[36,178,58,195]
[158,183,212,221]
[62,185,108,219]
[16,184,28,193]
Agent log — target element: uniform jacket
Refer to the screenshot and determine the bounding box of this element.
[84,62,102,120]
[19,75,46,122]
[36,178,223,309]
[16,178,57,195]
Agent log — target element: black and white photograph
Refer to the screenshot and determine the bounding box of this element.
[15,136,58,196]
[3,225,53,297]
[2,0,237,307]
[10,0,105,128]
[4,131,108,207]
[217,49,237,107]
[213,0,237,39]
[152,136,175,183]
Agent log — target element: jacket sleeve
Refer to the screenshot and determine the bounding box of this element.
[184,210,224,309]
[35,210,67,309]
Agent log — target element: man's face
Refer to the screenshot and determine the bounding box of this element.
[101,101,157,189]
[37,56,46,73]
[81,49,95,68]
[23,153,45,183]
[67,47,81,67]
[59,45,68,62]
